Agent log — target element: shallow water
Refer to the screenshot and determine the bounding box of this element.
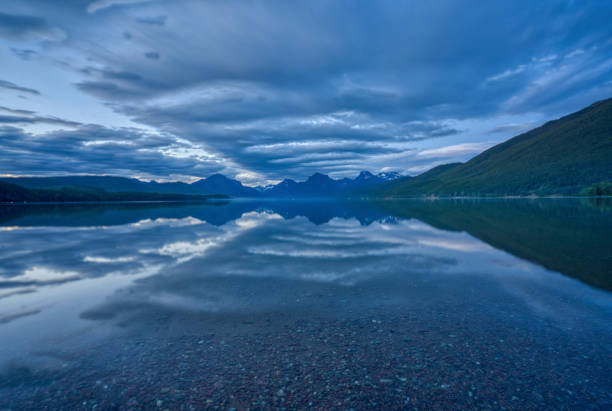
[0,199,611,409]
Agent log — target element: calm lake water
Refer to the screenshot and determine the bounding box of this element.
[0,199,611,409]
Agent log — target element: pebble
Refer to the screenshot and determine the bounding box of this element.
[1,308,610,409]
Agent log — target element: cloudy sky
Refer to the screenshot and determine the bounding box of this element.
[1,0,611,185]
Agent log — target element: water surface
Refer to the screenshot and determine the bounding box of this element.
[1,199,610,409]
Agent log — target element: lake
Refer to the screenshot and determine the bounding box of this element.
[0,199,611,409]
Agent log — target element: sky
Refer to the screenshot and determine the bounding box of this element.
[1,0,612,186]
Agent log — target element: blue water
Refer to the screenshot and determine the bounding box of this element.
[0,199,610,408]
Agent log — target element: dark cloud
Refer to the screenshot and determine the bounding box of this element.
[144,51,159,60]
[10,47,38,60]
[0,12,65,41]
[0,105,80,127]
[0,12,47,38]
[136,15,166,26]
[75,81,141,99]
[0,79,40,96]
[75,68,161,99]
[0,105,36,115]
[0,114,80,127]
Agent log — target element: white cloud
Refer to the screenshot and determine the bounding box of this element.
[486,64,527,82]
[87,0,155,14]
[417,142,495,158]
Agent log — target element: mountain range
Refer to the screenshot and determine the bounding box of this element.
[1,98,611,200]
[1,171,401,200]
[265,171,400,197]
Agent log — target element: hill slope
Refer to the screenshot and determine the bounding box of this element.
[0,181,224,203]
[0,174,260,197]
[379,98,612,196]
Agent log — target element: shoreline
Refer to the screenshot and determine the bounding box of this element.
[1,195,611,205]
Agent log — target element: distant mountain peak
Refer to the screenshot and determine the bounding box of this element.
[377,171,402,181]
[307,172,333,182]
[279,178,297,185]
[206,173,232,182]
[189,173,260,196]
[356,171,376,180]
[254,184,275,192]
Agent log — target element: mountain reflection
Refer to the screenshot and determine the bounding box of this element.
[1,199,610,291]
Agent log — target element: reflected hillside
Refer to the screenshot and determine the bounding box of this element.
[1,199,610,291]
[0,201,247,227]
[377,199,612,291]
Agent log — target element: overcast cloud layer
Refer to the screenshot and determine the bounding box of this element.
[1,0,612,184]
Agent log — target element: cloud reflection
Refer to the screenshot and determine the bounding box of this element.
[0,200,611,375]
